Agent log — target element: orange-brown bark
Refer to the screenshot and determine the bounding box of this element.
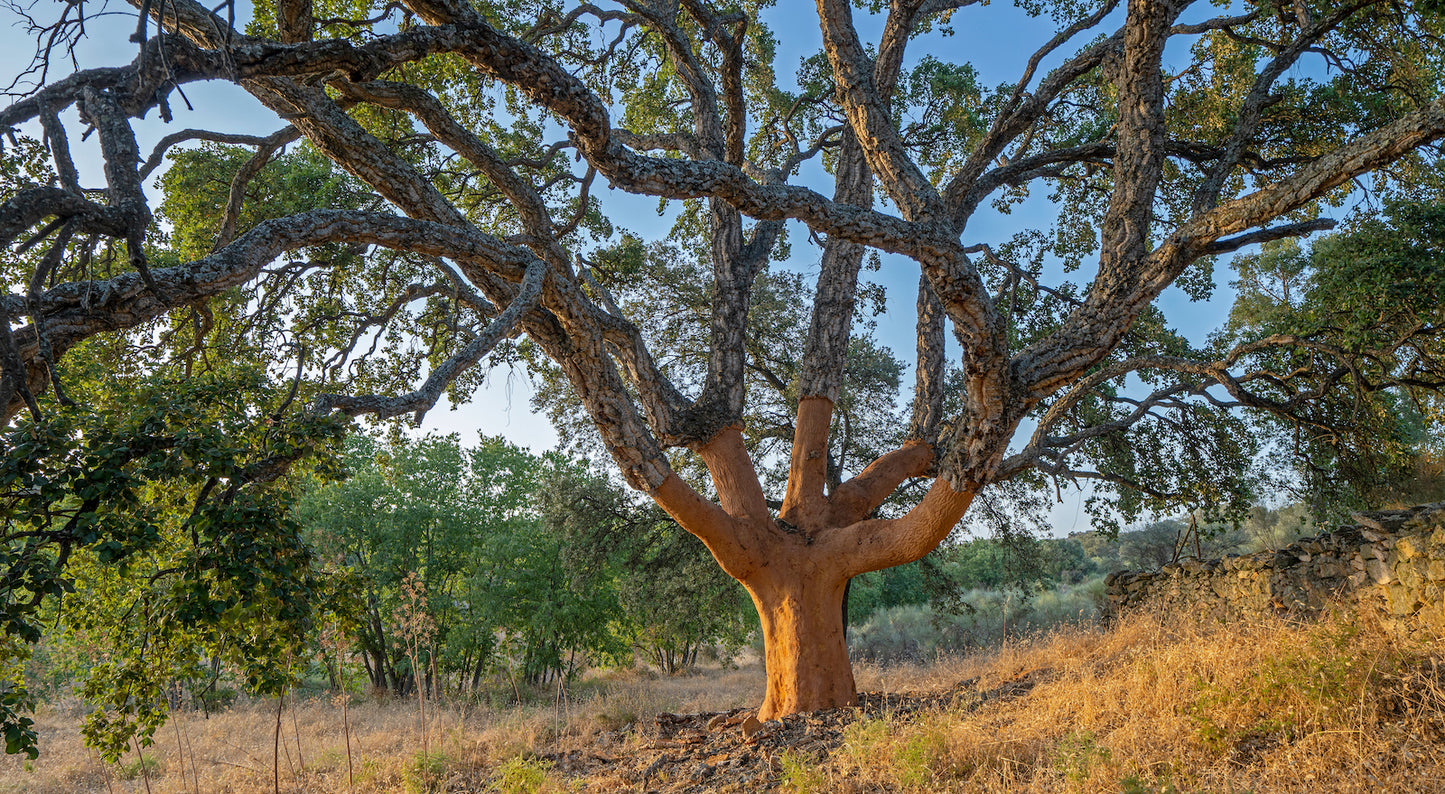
[828,440,935,526]
[778,396,833,527]
[650,474,761,581]
[695,425,771,526]
[652,423,978,722]
[746,559,855,720]
[824,477,979,577]
[648,426,775,581]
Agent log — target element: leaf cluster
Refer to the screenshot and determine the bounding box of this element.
[0,371,347,760]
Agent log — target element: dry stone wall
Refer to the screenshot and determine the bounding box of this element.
[1104,502,1445,634]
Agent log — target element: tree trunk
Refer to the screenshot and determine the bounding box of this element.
[650,423,974,722]
[470,657,486,693]
[748,569,855,720]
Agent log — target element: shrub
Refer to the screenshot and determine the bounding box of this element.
[401,750,451,793]
[490,755,554,794]
[118,753,161,780]
[849,579,1103,663]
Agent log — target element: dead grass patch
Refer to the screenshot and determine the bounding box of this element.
[822,607,1445,792]
[4,607,1442,792]
[0,662,765,793]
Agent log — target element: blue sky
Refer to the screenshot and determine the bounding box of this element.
[0,2,1283,534]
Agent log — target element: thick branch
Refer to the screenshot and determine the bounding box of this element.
[815,0,944,223]
[821,478,977,577]
[828,441,935,527]
[779,396,833,528]
[909,274,946,445]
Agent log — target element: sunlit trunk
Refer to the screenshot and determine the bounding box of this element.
[747,565,856,720]
[650,425,972,721]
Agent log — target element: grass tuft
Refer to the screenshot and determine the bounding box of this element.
[777,748,828,794]
[489,755,553,794]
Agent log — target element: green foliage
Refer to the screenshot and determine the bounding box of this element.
[837,716,891,770]
[1223,200,1445,514]
[119,751,162,780]
[1071,502,1319,573]
[489,754,553,794]
[0,371,347,760]
[847,563,930,626]
[158,145,374,261]
[837,714,952,789]
[848,578,1104,663]
[849,533,1107,628]
[1118,776,1187,794]
[297,434,636,694]
[541,467,755,673]
[893,726,949,789]
[149,141,493,425]
[298,432,757,690]
[898,56,987,182]
[1053,731,1111,785]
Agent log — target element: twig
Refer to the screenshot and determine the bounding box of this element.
[132,736,154,794]
[342,694,355,792]
[273,695,283,794]
[207,757,265,775]
[182,717,201,794]
[172,711,190,794]
[289,688,305,771]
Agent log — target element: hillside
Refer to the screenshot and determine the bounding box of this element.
[2,601,1441,793]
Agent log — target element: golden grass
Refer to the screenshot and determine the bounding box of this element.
[5,606,1444,793]
[0,664,766,793]
[823,608,1445,793]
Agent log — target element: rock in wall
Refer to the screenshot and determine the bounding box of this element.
[1104,502,1445,634]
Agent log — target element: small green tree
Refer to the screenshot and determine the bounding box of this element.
[542,468,754,673]
[296,434,629,694]
[295,433,480,695]
[0,372,347,760]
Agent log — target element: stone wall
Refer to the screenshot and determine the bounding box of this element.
[1104,502,1445,634]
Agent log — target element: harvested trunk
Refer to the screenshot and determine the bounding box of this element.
[747,561,855,719]
[650,412,978,719]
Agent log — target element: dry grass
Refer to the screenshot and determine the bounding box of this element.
[6,606,1445,793]
[0,663,765,793]
[814,608,1445,793]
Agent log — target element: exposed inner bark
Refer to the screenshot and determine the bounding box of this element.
[650,408,978,719]
[779,395,834,527]
[747,562,855,719]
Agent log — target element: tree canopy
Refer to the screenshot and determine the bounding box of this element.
[2,0,1445,721]
[1223,200,1445,511]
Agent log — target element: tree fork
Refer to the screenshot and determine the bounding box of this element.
[649,413,977,719]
